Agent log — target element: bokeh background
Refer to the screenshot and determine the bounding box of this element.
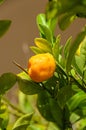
[0,0,86,74]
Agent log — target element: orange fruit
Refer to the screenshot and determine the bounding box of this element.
[28,53,56,82]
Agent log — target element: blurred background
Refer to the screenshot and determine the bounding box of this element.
[0,0,86,75]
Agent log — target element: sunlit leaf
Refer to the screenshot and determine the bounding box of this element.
[28,124,46,130]
[47,17,58,34]
[73,36,86,80]
[18,91,33,113]
[17,71,31,81]
[30,46,45,54]
[70,112,80,124]
[35,38,52,53]
[66,28,86,72]
[75,118,86,130]
[36,14,46,30]
[67,91,86,111]
[12,113,33,130]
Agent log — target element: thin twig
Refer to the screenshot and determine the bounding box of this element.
[12,60,28,74]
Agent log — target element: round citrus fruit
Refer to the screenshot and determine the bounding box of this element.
[28,53,56,82]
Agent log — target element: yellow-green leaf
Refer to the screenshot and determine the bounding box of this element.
[35,38,52,53]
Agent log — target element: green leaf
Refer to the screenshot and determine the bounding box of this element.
[36,14,53,43]
[58,13,77,30]
[70,112,80,124]
[63,36,72,58]
[0,107,9,129]
[67,91,86,111]
[49,98,63,128]
[37,91,63,129]
[30,46,45,54]
[73,36,86,80]
[17,78,43,95]
[36,14,46,29]
[17,71,31,80]
[28,124,46,130]
[66,28,86,72]
[48,122,60,130]
[52,35,60,61]
[0,0,5,5]
[39,24,53,43]
[57,85,75,109]
[47,17,58,34]
[18,91,33,113]
[34,38,52,53]
[0,20,11,38]
[0,73,17,94]
[12,113,33,130]
[75,118,86,130]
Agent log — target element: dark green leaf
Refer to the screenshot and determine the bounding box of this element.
[44,75,58,98]
[57,85,75,109]
[58,13,76,30]
[49,98,63,128]
[0,20,11,38]
[0,0,5,5]
[17,78,43,95]
[37,90,54,122]
[37,91,63,129]
[0,73,17,94]
[12,113,33,130]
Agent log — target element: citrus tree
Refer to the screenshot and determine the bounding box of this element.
[0,0,86,130]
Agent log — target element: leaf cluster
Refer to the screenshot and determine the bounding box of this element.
[0,1,86,130]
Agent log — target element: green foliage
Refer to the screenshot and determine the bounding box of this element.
[0,0,5,5]
[0,1,86,130]
[0,73,17,94]
[17,78,43,95]
[0,20,11,38]
[12,113,33,130]
[66,28,86,72]
[37,90,63,129]
[46,0,86,30]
